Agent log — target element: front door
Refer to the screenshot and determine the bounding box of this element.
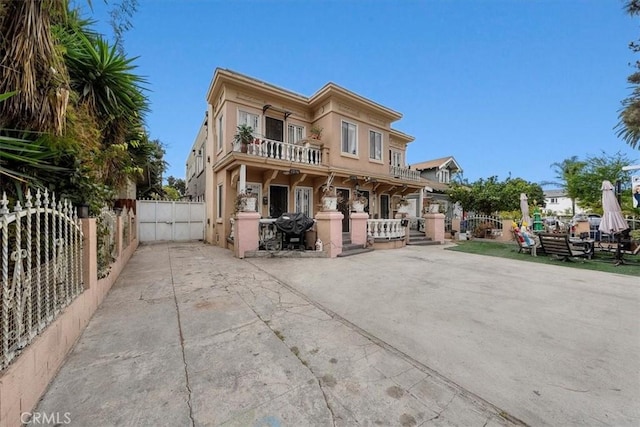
[337,188,350,232]
[269,185,288,218]
[380,194,390,219]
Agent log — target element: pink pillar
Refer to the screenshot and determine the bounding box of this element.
[424,213,445,244]
[350,212,369,246]
[81,218,97,289]
[234,212,260,259]
[315,211,344,258]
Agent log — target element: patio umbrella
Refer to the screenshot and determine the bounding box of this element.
[598,181,628,235]
[520,193,531,230]
[598,180,629,264]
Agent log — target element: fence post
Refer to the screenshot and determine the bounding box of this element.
[81,218,97,289]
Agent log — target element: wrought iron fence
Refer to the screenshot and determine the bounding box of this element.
[464,215,504,238]
[1,190,83,371]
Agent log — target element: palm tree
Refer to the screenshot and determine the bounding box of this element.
[0,0,69,134]
[541,156,586,216]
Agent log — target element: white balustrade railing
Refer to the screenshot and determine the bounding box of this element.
[367,219,405,240]
[1,190,83,371]
[389,165,421,181]
[234,138,322,165]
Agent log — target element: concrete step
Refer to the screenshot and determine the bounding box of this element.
[342,243,365,251]
[407,239,441,246]
[337,247,375,257]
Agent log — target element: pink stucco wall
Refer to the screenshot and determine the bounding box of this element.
[234,212,261,259]
[0,218,139,427]
[315,211,344,258]
[350,212,369,246]
[424,213,445,244]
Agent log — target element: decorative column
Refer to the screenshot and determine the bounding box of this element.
[350,212,369,246]
[234,211,260,259]
[423,212,445,244]
[315,211,344,257]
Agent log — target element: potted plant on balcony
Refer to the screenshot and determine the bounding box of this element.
[350,192,368,213]
[233,124,254,153]
[309,125,323,140]
[234,188,257,213]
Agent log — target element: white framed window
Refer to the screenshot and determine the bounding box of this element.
[341,121,357,155]
[217,114,223,151]
[217,184,223,219]
[550,198,558,204]
[437,169,450,183]
[390,150,403,167]
[369,130,382,161]
[238,110,260,136]
[288,124,304,144]
[295,187,313,217]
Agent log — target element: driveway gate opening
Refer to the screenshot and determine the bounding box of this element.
[136,200,205,242]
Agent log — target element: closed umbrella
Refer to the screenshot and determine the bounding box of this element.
[598,180,629,265]
[599,181,628,234]
[520,193,531,230]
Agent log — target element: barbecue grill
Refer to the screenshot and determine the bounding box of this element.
[274,212,315,250]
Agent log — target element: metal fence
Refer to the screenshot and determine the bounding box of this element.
[1,190,83,371]
[464,215,504,238]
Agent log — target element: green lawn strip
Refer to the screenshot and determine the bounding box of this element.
[445,240,640,277]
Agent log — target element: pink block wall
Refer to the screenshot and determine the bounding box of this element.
[424,213,445,244]
[233,212,261,259]
[350,213,369,246]
[0,218,139,427]
[315,211,344,258]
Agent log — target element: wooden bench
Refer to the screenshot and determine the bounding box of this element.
[538,233,591,261]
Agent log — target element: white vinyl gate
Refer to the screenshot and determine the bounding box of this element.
[137,200,205,242]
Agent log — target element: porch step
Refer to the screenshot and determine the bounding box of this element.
[408,232,440,246]
[407,239,440,246]
[338,246,375,257]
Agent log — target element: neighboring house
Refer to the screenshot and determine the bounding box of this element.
[195,68,432,246]
[185,115,207,201]
[543,189,585,216]
[410,156,463,216]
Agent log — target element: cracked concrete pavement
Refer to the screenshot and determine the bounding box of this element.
[35,241,638,426]
[35,242,519,426]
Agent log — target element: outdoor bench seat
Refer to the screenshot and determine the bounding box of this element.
[538,232,591,261]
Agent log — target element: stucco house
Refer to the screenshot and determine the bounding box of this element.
[409,156,462,216]
[188,68,435,248]
[543,189,585,216]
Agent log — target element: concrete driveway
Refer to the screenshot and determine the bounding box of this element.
[249,244,640,426]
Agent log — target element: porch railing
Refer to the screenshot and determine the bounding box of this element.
[1,190,83,371]
[389,165,421,181]
[367,219,405,240]
[234,138,323,166]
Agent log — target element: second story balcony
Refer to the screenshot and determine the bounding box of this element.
[389,165,421,181]
[233,138,323,166]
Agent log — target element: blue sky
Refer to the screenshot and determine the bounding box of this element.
[84,0,639,186]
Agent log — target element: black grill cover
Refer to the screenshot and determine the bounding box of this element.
[274,212,315,235]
